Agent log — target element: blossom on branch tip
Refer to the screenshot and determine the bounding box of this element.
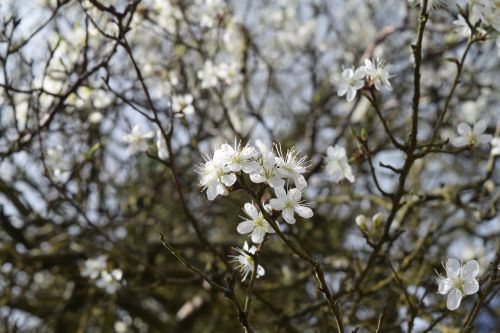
[218,141,260,173]
[237,203,275,244]
[274,144,309,190]
[172,94,195,117]
[362,58,392,92]
[250,150,286,188]
[230,242,265,282]
[437,258,479,310]
[337,67,365,102]
[197,156,236,201]
[122,125,154,155]
[451,119,492,147]
[269,187,313,224]
[324,145,355,183]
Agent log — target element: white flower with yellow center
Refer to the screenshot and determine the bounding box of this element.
[237,203,275,244]
[269,187,313,224]
[437,258,479,311]
[230,242,265,282]
[451,119,492,147]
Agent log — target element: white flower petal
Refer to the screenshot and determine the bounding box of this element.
[447,288,462,311]
[451,136,468,147]
[237,220,255,235]
[461,260,480,279]
[282,208,296,224]
[446,258,461,278]
[251,228,266,244]
[473,119,488,134]
[463,279,479,295]
[244,203,259,219]
[457,123,471,136]
[295,205,313,219]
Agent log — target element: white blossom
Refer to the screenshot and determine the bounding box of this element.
[269,187,313,224]
[197,61,219,89]
[362,58,392,91]
[324,145,355,183]
[81,255,108,280]
[250,150,286,188]
[237,203,275,244]
[451,119,492,147]
[337,67,365,102]
[437,258,479,311]
[274,145,308,190]
[230,242,265,282]
[218,141,260,173]
[172,94,195,117]
[122,125,154,155]
[198,153,236,200]
[96,269,123,294]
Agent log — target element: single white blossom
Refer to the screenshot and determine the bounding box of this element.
[274,145,308,190]
[337,67,365,102]
[324,145,355,183]
[250,150,286,188]
[437,258,479,311]
[172,94,195,117]
[198,154,236,201]
[451,119,492,147]
[218,141,260,173]
[96,268,123,294]
[230,242,265,282]
[122,125,154,155]
[269,187,313,224]
[237,203,275,244]
[491,137,500,156]
[46,145,70,180]
[197,61,219,89]
[81,255,107,280]
[362,58,392,91]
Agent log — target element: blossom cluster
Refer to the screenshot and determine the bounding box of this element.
[80,255,124,294]
[337,58,392,102]
[197,141,356,281]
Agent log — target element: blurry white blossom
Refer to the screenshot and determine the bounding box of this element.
[172,94,195,117]
[451,119,492,147]
[81,255,108,280]
[324,145,355,183]
[96,269,123,294]
[122,125,154,155]
[362,58,392,91]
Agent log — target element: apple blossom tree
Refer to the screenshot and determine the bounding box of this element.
[0,0,499,332]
